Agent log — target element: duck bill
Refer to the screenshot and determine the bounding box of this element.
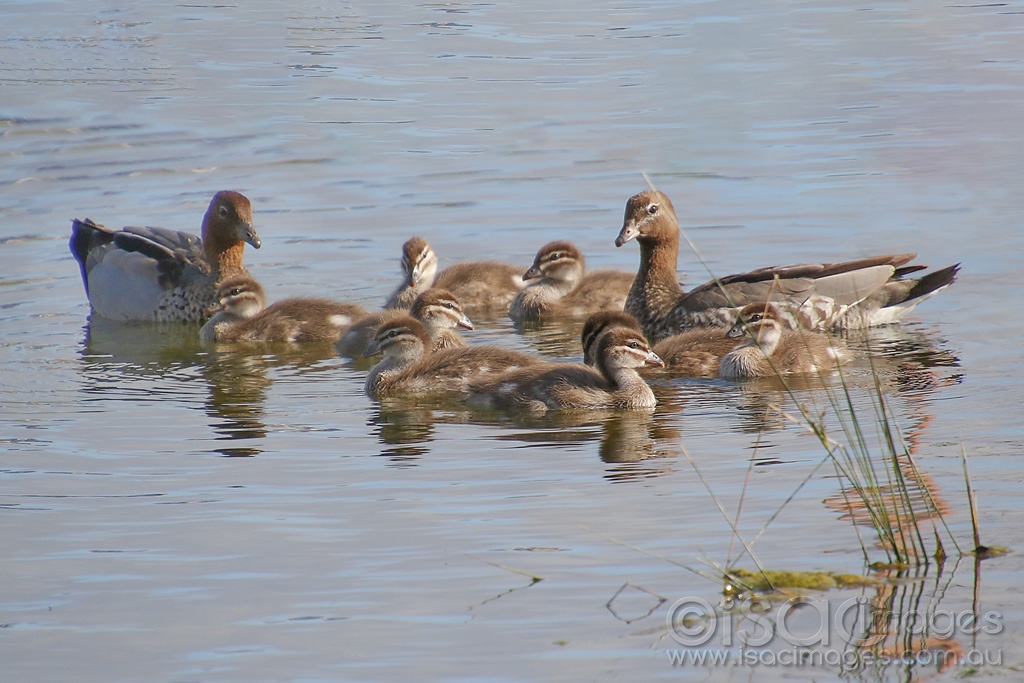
[204,302,226,317]
[522,265,542,281]
[409,266,424,286]
[615,221,639,247]
[237,221,261,249]
[457,314,475,331]
[645,350,666,368]
[362,341,383,358]
[726,322,746,338]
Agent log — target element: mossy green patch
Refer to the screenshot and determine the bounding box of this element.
[727,568,880,594]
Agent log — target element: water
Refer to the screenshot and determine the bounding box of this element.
[2,1,1023,680]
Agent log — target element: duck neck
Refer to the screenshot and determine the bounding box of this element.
[750,322,782,357]
[205,238,248,279]
[599,361,655,407]
[366,345,426,392]
[538,275,578,297]
[431,329,463,350]
[625,233,685,330]
[524,278,573,305]
[199,311,239,342]
[385,269,436,311]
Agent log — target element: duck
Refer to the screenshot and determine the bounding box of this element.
[508,240,635,321]
[199,274,368,343]
[614,189,960,342]
[384,236,525,312]
[467,326,664,413]
[70,190,262,322]
[718,302,854,379]
[581,310,741,378]
[363,316,544,398]
[335,288,474,358]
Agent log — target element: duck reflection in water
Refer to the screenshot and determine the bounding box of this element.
[79,316,346,457]
[201,342,345,456]
[201,346,273,455]
[368,396,455,464]
[367,394,680,480]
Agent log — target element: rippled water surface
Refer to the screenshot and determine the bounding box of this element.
[3,1,1024,681]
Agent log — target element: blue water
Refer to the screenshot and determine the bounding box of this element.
[2,1,1022,680]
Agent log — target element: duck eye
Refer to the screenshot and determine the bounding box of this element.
[647,203,659,215]
[629,340,640,348]
[219,205,229,218]
[230,288,243,296]
[749,314,762,323]
[444,302,454,309]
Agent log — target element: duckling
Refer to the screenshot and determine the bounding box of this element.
[384,236,525,312]
[467,326,664,413]
[70,190,262,322]
[581,310,740,378]
[384,237,437,310]
[199,274,367,343]
[508,241,634,321]
[335,288,474,357]
[615,189,960,341]
[718,302,853,379]
[363,316,544,398]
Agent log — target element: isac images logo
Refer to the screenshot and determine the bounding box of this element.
[664,595,1002,670]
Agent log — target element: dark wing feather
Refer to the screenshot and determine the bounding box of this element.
[112,226,206,270]
[69,219,114,294]
[709,253,916,287]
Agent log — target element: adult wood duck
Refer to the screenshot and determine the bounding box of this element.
[615,189,959,342]
[70,191,262,322]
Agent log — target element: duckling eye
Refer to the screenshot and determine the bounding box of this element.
[629,340,640,349]
[387,329,400,339]
[647,203,659,215]
[444,302,455,309]
[748,313,763,323]
[230,288,243,296]
[219,205,229,218]
[550,252,562,261]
